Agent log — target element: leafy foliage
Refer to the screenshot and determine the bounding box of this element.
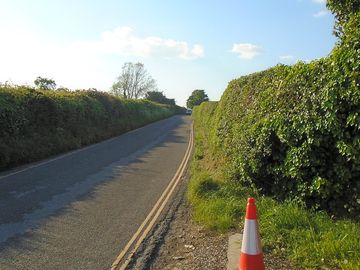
[186,89,209,109]
[327,0,360,37]
[193,13,360,217]
[145,91,176,106]
[0,87,178,170]
[191,101,360,269]
[34,76,56,90]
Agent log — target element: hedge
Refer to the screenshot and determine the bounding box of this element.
[194,12,360,217]
[0,87,180,170]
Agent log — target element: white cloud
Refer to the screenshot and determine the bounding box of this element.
[231,43,261,59]
[0,26,205,90]
[279,55,297,64]
[83,26,204,60]
[0,28,117,89]
[280,55,295,60]
[313,10,329,17]
[312,0,326,4]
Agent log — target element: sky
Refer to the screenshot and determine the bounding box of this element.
[0,0,336,106]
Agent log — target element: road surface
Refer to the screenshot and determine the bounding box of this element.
[0,115,191,270]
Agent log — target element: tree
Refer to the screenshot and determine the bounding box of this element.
[186,89,209,109]
[34,76,56,90]
[111,62,157,99]
[327,0,360,37]
[145,91,176,106]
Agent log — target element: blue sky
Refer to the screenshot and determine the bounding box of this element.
[0,0,335,106]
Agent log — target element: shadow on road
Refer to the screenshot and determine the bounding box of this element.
[0,116,191,258]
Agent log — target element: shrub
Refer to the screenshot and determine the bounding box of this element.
[0,87,178,170]
[193,13,360,217]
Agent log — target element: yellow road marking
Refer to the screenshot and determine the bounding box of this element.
[111,123,194,270]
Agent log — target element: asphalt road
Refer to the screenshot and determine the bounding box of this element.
[0,115,191,270]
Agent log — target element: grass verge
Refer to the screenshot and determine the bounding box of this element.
[188,114,360,270]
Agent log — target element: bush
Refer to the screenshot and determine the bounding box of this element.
[0,87,178,170]
[193,13,360,217]
[327,0,360,37]
[191,101,360,269]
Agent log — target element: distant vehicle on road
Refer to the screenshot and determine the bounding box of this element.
[186,108,192,115]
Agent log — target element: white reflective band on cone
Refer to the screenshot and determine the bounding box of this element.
[241,219,262,255]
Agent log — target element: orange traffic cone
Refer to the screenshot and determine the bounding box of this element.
[238,197,265,270]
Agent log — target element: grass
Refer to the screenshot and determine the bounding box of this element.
[187,117,360,270]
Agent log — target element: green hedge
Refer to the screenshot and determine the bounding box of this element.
[0,87,178,170]
[194,13,360,217]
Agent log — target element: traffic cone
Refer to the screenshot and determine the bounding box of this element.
[238,197,265,270]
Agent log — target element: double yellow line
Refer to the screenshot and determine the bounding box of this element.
[111,124,194,270]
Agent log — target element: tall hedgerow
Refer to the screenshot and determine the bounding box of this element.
[327,0,360,37]
[196,10,360,216]
[0,87,179,170]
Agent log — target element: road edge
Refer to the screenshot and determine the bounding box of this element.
[111,122,194,270]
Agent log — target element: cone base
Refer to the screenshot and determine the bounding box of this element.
[238,252,265,270]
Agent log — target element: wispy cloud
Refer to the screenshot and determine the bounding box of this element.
[0,26,205,90]
[0,28,108,89]
[231,43,261,59]
[312,0,326,4]
[87,26,205,60]
[279,55,297,64]
[280,55,295,60]
[313,10,329,17]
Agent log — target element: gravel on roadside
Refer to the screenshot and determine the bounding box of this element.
[149,195,228,270]
[127,170,303,270]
